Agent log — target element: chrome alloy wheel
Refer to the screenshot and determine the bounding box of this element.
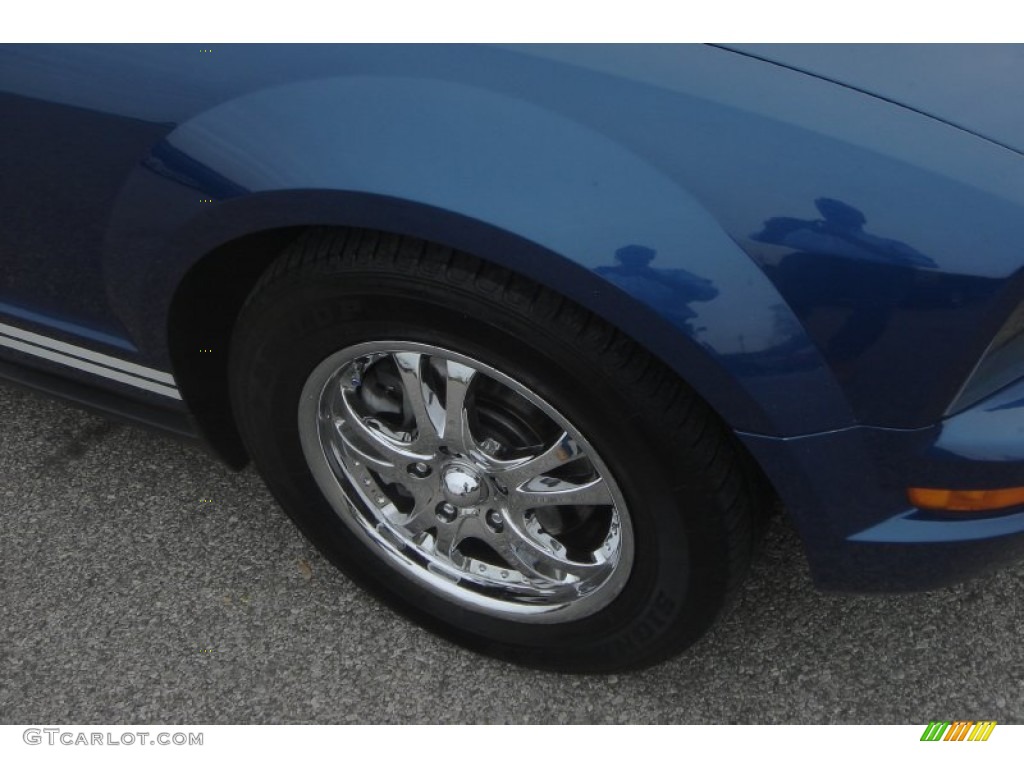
[297,342,635,623]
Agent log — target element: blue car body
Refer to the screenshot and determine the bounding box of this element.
[3,43,1024,591]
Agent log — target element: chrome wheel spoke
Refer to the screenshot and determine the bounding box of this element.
[495,431,583,487]
[509,476,613,511]
[441,360,477,453]
[336,428,404,479]
[492,522,599,583]
[395,497,438,537]
[392,352,443,449]
[334,387,424,466]
[433,519,469,563]
[405,479,439,511]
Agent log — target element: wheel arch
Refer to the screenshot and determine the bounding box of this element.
[161,205,784,470]
[103,73,855,464]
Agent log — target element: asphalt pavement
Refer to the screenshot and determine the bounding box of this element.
[1,382,1021,724]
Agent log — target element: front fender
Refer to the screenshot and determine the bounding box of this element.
[104,73,852,437]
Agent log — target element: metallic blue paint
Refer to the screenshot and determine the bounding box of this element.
[3,44,1024,592]
[724,44,1024,156]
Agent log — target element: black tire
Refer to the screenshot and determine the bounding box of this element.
[229,227,760,672]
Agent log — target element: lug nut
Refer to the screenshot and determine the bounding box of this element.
[436,502,458,523]
[408,462,432,479]
[485,509,504,532]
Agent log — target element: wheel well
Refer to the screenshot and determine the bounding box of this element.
[167,224,779,521]
[167,227,304,468]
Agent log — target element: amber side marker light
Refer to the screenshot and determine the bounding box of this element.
[908,487,1024,512]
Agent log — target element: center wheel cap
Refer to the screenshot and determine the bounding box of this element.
[440,463,487,506]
